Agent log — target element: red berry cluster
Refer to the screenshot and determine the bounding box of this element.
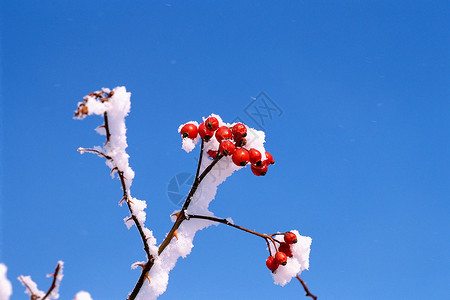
[180,116,275,176]
[266,232,297,273]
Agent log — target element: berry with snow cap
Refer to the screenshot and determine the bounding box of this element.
[205,117,219,131]
[180,123,198,139]
[198,123,214,142]
[232,148,250,166]
[219,140,235,156]
[215,126,232,143]
[284,232,297,244]
[274,251,288,266]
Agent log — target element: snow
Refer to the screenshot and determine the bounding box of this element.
[74,291,93,300]
[0,264,12,300]
[271,230,312,286]
[77,87,158,258]
[136,113,271,299]
[178,121,200,153]
[17,275,45,299]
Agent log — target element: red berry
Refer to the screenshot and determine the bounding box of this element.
[274,251,288,266]
[205,117,219,131]
[248,148,262,166]
[251,162,268,176]
[207,150,218,159]
[284,232,297,244]
[180,123,198,139]
[265,152,275,165]
[219,140,235,156]
[235,137,247,148]
[198,123,214,142]
[215,126,232,143]
[278,242,293,258]
[232,123,247,140]
[266,256,279,272]
[232,148,250,166]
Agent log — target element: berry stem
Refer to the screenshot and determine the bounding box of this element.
[185,213,279,253]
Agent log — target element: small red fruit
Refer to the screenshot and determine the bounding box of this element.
[248,148,262,166]
[284,232,297,244]
[205,117,219,131]
[266,256,279,272]
[207,150,218,159]
[251,162,268,176]
[180,123,198,139]
[232,148,250,166]
[215,126,232,143]
[235,137,247,148]
[278,242,293,258]
[265,152,275,165]
[232,123,247,140]
[198,123,214,141]
[274,251,288,266]
[219,140,235,156]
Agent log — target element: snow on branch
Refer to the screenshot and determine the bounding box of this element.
[0,264,13,300]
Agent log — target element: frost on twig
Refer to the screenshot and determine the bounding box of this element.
[18,261,64,300]
[75,87,158,260]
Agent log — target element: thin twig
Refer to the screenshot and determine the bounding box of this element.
[78,148,112,160]
[42,262,62,300]
[296,275,317,300]
[186,214,280,251]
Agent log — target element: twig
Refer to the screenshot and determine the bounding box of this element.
[77,148,112,160]
[296,275,317,300]
[186,214,280,253]
[42,262,62,300]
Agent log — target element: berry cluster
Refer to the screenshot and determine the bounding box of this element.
[266,232,298,273]
[180,116,275,176]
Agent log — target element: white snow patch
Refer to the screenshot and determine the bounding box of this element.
[271,230,312,286]
[0,264,12,300]
[74,291,93,300]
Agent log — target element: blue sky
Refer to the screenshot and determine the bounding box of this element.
[1,1,449,299]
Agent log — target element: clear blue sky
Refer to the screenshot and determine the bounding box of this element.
[1,1,449,299]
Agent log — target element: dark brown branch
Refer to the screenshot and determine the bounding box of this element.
[129,141,221,299]
[186,214,280,253]
[78,148,112,160]
[103,112,111,143]
[296,275,317,300]
[42,262,62,300]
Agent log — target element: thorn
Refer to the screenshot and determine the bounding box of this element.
[145,272,151,284]
[119,196,127,205]
[46,272,55,278]
[127,198,134,205]
[173,229,178,240]
[125,216,133,222]
[171,211,181,218]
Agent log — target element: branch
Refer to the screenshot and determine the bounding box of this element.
[186,214,281,254]
[128,142,223,299]
[296,275,317,300]
[42,262,62,300]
